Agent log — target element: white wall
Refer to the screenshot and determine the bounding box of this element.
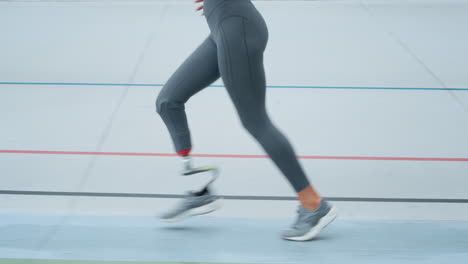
[0,0,467,220]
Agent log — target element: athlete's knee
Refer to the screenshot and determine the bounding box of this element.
[155,96,184,116]
[155,95,165,115]
[240,114,270,137]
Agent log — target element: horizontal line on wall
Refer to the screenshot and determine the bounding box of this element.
[1,190,467,203]
[1,150,468,162]
[1,82,468,91]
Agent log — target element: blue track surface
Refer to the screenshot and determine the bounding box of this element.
[1,214,467,264]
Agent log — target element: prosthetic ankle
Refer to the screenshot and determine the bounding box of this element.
[177,148,193,174]
[175,147,219,190]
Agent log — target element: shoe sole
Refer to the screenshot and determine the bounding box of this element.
[160,199,222,223]
[284,206,338,241]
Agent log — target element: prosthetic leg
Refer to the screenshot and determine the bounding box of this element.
[160,149,222,222]
[181,156,219,191]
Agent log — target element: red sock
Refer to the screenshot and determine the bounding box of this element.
[176,148,191,157]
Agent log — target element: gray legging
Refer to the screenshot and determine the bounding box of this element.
[156,0,310,192]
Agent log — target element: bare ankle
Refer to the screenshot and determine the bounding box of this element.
[297,185,322,210]
[301,198,321,211]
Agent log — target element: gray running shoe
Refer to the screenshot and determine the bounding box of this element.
[282,199,337,241]
[160,191,221,222]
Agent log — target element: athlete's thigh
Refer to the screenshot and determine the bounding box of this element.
[159,35,220,103]
[216,17,267,116]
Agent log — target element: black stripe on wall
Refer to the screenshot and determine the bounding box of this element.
[1,190,468,203]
